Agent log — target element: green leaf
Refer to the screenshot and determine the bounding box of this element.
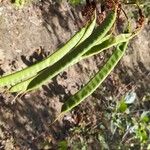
[14,0,25,7]
[117,100,127,113]
[58,141,68,150]
[140,111,150,123]
[69,0,85,5]
[136,129,148,142]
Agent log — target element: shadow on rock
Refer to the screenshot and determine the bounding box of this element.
[42,77,72,103]
[118,61,150,100]
[34,0,82,43]
[0,91,71,149]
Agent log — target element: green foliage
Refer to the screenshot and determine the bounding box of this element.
[12,0,33,7]
[61,42,129,116]
[68,0,85,5]
[60,92,149,149]
[58,141,68,150]
[110,92,150,149]
[0,14,90,87]
[117,98,128,113]
[0,2,144,120]
[7,9,117,94]
[14,0,25,7]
